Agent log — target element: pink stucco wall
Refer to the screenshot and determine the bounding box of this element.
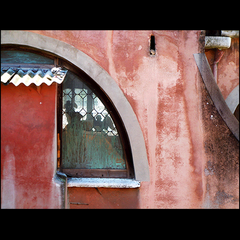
[29,30,204,208]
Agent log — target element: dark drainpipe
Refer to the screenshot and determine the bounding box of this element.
[56,171,68,209]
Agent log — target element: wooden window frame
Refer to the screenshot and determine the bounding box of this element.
[57,59,135,179]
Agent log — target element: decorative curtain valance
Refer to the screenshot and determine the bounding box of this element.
[1,67,68,86]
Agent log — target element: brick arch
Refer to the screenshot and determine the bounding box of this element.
[1,30,150,181]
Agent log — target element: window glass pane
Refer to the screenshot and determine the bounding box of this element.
[62,71,126,169]
[1,50,54,64]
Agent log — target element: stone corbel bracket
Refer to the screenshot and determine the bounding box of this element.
[205,30,239,49]
[205,36,231,49]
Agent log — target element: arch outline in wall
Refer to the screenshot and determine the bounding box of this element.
[1,30,150,181]
[194,53,239,141]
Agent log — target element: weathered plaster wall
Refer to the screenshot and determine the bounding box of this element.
[16,30,238,208]
[200,78,239,208]
[1,83,62,208]
[203,37,239,208]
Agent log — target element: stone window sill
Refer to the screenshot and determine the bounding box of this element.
[67,177,140,188]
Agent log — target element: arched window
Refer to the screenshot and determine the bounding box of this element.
[1,46,134,179]
[58,69,134,178]
[1,31,150,181]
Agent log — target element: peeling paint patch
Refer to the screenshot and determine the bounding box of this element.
[214,190,234,206]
